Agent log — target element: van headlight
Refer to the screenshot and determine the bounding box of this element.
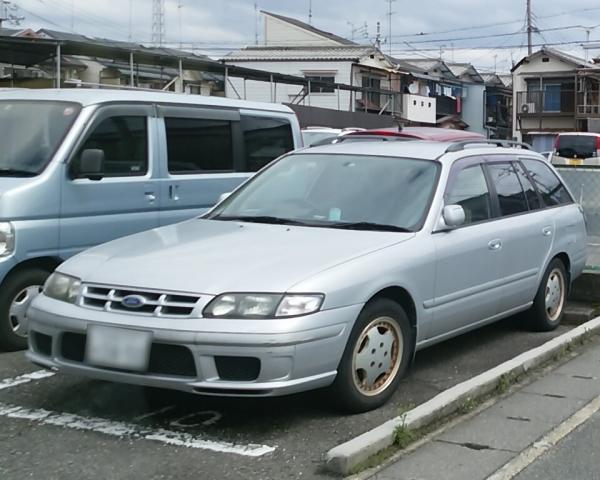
[44,273,82,304]
[0,222,15,257]
[203,293,324,319]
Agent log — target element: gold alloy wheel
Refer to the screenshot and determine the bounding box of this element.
[351,316,403,397]
[545,267,565,322]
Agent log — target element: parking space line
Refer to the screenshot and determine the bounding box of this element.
[0,370,55,391]
[0,402,276,457]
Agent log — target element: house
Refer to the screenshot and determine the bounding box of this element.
[512,47,598,150]
[481,73,512,139]
[223,11,437,124]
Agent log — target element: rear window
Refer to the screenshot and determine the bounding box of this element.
[241,116,294,172]
[521,159,573,206]
[556,135,598,159]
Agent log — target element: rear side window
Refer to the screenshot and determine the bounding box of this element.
[241,116,294,172]
[556,135,598,159]
[165,117,233,174]
[78,116,148,177]
[487,163,529,216]
[514,161,541,210]
[521,159,573,206]
[445,165,492,224]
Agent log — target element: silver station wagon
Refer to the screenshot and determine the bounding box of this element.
[27,140,587,412]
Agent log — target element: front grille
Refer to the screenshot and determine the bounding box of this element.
[148,343,197,378]
[80,285,201,318]
[215,356,261,381]
[61,332,86,362]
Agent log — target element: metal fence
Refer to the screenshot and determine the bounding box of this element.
[556,167,600,270]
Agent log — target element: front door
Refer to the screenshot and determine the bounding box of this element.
[59,105,160,259]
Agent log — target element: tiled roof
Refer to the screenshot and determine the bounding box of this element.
[224,45,377,62]
[261,11,356,46]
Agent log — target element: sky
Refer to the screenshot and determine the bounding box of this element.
[4,0,600,73]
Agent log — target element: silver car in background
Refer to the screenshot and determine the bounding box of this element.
[27,140,587,412]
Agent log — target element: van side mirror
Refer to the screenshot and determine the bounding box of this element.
[76,149,105,180]
[442,204,465,228]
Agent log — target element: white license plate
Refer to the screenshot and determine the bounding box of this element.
[86,325,152,372]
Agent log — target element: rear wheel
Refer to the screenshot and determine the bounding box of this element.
[330,298,413,413]
[0,268,50,351]
[528,258,567,332]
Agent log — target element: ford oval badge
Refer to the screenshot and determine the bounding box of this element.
[121,295,146,309]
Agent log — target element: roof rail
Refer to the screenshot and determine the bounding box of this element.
[445,140,532,153]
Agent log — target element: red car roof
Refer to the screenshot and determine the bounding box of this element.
[347,127,485,142]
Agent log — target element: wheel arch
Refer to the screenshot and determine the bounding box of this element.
[2,256,62,284]
[367,286,417,336]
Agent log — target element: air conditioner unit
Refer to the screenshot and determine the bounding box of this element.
[521,102,536,114]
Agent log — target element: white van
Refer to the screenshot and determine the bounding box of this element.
[551,132,600,166]
[0,88,302,350]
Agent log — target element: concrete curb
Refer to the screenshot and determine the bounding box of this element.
[325,316,600,476]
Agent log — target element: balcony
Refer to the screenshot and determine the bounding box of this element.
[516,90,575,117]
[577,90,600,117]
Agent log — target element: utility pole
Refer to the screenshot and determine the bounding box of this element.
[151,0,165,46]
[177,0,183,49]
[386,0,396,56]
[254,2,259,45]
[308,0,312,25]
[375,21,381,50]
[0,1,23,29]
[128,0,133,41]
[526,0,533,55]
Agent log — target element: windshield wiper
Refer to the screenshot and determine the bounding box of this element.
[329,222,413,232]
[210,215,313,226]
[0,168,37,177]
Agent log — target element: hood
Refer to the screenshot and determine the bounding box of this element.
[60,219,414,294]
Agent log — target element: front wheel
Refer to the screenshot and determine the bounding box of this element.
[0,268,50,351]
[528,258,568,332]
[330,298,413,413]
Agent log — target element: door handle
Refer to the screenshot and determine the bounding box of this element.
[145,193,156,203]
[542,226,553,237]
[169,185,180,201]
[488,239,502,251]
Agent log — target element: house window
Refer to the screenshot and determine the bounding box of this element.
[305,75,335,93]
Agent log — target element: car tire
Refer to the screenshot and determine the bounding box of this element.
[528,258,568,332]
[0,268,50,351]
[330,298,413,413]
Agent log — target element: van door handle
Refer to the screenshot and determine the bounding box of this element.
[145,193,156,203]
[488,239,502,251]
[169,185,180,201]
[542,226,553,236]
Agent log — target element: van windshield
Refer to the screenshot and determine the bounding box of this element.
[0,101,81,176]
[556,135,597,159]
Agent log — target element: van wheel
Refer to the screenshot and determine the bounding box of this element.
[0,268,50,351]
[330,298,413,413]
[528,258,567,332]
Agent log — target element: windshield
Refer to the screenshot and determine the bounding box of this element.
[556,135,598,159]
[0,101,81,176]
[208,153,440,231]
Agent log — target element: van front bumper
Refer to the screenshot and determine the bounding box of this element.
[26,295,361,397]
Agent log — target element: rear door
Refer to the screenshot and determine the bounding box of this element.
[59,104,159,259]
[484,157,554,313]
[429,158,503,340]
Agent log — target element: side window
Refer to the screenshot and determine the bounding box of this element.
[165,117,233,174]
[77,116,147,177]
[241,116,294,172]
[521,159,573,206]
[514,161,541,210]
[487,162,529,216]
[445,164,492,224]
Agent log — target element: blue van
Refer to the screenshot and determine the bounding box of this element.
[0,88,302,350]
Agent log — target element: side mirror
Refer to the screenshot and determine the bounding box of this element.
[76,149,105,180]
[442,204,465,228]
[218,192,232,203]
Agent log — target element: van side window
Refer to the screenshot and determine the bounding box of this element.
[445,165,492,224]
[513,161,541,210]
[487,162,529,216]
[521,159,573,206]
[241,116,294,172]
[165,117,233,174]
[78,116,148,177]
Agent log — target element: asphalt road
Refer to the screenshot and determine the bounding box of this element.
[0,317,573,480]
[516,411,600,480]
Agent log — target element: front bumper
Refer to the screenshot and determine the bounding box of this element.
[26,295,362,397]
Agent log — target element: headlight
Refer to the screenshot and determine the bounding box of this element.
[0,222,15,257]
[203,293,324,319]
[44,273,82,304]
